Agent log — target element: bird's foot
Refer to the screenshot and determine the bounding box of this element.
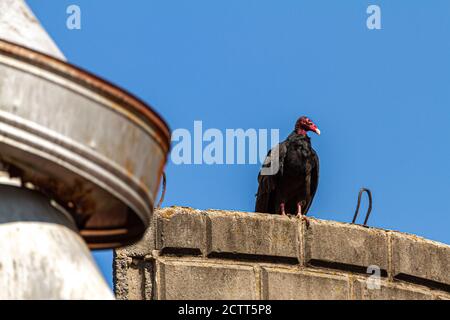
[296,202,302,216]
[280,203,286,216]
[297,203,309,226]
[300,215,310,227]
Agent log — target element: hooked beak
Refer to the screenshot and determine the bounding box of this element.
[314,127,321,135]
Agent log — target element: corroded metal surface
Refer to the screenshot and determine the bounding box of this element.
[0,39,170,249]
[0,185,114,299]
[0,0,65,59]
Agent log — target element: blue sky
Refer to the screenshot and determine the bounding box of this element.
[27,0,450,289]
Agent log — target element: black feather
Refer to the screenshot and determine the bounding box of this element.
[255,131,319,215]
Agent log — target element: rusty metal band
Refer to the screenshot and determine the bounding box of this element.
[0,39,171,155]
[0,118,151,229]
[0,109,155,205]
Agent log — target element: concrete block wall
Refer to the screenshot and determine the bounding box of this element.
[114,207,450,300]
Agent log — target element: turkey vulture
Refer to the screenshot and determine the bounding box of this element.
[255,116,320,218]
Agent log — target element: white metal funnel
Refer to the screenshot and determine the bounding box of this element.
[0,0,65,60]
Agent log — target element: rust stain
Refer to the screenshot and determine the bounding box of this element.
[124,158,135,179]
[0,38,171,154]
[0,39,173,249]
[12,162,97,229]
[158,208,177,219]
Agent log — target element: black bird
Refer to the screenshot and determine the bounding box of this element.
[255,116,320,218]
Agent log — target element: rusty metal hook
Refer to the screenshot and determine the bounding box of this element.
[352,188,372,226]
[156,171,166,209]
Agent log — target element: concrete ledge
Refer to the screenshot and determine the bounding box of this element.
[208,210,300,260]
[114,207,450,300]
[391,232,450,289]
[113,255,153,300]
[437,293,450,300]
[261,267,349,300]
[352,278,434,300]
[156,258,257,300]
[156,207,207,255]
[305,219,389,273]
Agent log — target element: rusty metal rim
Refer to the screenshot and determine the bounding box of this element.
[0,140,148,250]
[0,39,171,153]
[0,52,169,164]
[83,227,144,250]
[0,109,155,207]
[0,124,151,225]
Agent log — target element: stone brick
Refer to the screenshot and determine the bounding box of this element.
[436,293,450,300]
[156,207,207,254]
[305,219,388,272]
[157,259,256,300]
[113,207,450,300]
[113,256,153,300]
[113,255,129,300]
[391,232,450,287]
[261,267,349,300]
[208,211,299,260]
[353,279,433,300]
[115,219,156,257]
